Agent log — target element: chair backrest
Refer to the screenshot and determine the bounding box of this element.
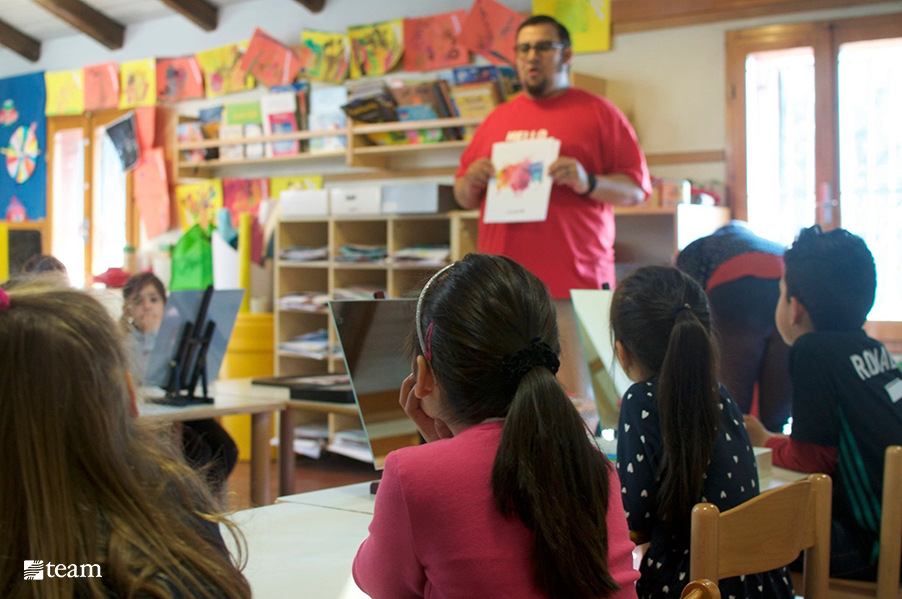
[681,579,721,599]
[875,445,902,599]
[690,473,832,599]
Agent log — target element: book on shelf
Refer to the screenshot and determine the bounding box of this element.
[328,429,373,463]
[218,124,244,160]
[198,106,222,160]
[270,81,310,152]
[450,82,500,140]
[244,123,265,160]
[260,92,300,158]
[177,122,207,163]
[452,65,520,102]
[343,80,405,146]
[308,86,348,153]
[397,104,443,144]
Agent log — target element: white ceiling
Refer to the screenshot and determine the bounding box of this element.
[0,0,254,42]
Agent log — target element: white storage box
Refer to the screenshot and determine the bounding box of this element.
[381,183,457,214]
[330,186,381,215]
[280,189,329,217]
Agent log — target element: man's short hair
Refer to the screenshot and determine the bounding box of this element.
[517,15,571,46]
[783,225,876,331]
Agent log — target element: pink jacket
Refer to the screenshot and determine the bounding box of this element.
[353,421,640,599]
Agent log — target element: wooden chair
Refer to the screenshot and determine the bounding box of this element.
[827,445,902,599]
[681,579,721,599]
[690,473,832,599]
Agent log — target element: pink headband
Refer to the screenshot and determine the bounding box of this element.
[0,288,9,313]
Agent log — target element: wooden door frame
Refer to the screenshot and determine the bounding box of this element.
[45,115,91,271]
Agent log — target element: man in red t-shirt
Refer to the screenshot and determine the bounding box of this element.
[454,15,651,397]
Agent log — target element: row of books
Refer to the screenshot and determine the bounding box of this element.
[178,65,519,162]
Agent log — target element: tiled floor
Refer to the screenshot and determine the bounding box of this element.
[226,453,379,511]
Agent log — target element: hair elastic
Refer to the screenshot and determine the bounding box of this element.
[0,288,9,313]
[672,303,693,318]
[500,338,560,388]
[415,263,456,361]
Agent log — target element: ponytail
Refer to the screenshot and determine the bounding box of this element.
[656,309,720,536]
[492,366,619,599]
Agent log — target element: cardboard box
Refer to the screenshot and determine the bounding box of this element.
[381,184,457,214]
[280,189,329,217]
[330,186,381,215]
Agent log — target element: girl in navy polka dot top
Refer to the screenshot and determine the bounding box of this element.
[611,265,793,599]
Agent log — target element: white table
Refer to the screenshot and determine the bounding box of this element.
[139,379,289,506]
[277,481,378,515]
[224,502,370,599]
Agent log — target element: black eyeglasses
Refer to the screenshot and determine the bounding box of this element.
[514,41,566,56]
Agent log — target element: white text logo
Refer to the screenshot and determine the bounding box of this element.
[24,560,101,579]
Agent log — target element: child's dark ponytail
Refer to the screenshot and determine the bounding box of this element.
[611,266,720,536]
[416,254,619,599]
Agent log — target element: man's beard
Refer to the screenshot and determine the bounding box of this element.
[525,76,548,97]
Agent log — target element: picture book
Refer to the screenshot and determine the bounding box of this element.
[397,105,443,144]
[218,124,244,160]
[261,92,299,157]
[299,30,350,83]
[119,59,156,109]
[403,11,469,72]
[196,42,255,99]
[83,62,119,111]
[156,57,205,102]
[347,20,404,79]
[176,179,223,231]
[177,122,207,164]
[240,28,302,88]
[459,0,525,65]
[450,82,500,139]
[308,86,347,152]
[44,70,84,116]
[224,102,261,126]
[484,138,561,224]
[243,123,265,159]
[198,106,222,160]
[533,0,611,53]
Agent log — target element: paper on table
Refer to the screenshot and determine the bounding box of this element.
[484,138,561,224]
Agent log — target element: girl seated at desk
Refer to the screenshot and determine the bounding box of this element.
[353,254,639,599]
[122,273,238,500]
[612,265,793,599]
[0,283,249,598]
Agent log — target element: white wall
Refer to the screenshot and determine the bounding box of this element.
[2,0,900,183]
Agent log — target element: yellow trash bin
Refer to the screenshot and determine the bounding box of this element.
[219,312,274,461]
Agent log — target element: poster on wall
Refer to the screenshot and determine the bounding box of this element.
[459,0,525,65]
[239,28,302,88]
[403,11,469,72]
[156,57,205,102]
[532,0,611,53]
[0,72,46,221]
[84,62,119,111]
[176,179,223,231]
[44,70,85,116]
[347,20,404,79]
[105,112,140,172]
[119,59,157,109]
[196,42,256,99]
[299,30,350,83]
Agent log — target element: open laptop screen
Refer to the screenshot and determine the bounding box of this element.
[330,299,421,469]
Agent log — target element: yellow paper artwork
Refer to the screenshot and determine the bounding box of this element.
[532,0,611,53]
[44,70,85,116]
[176,179,224,231]
[119,59,157,109]
[347,20,404,79]
[196,42,256,99]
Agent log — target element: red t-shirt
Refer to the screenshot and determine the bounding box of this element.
[457,88,651,298]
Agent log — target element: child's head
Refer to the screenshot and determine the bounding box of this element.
[123,272,166,333]
[780,225,876,340]
[0,283,249,597]
[610,265,720,535]
[411,253,620,599]
[21,253,67,275]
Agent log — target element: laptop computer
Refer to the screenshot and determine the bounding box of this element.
[570,289,633,434]
[329,298,422,469]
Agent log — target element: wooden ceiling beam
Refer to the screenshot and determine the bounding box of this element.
[159,0,218,32]
[292,0,326,14]
[0,18,41,62]
[30,0,124,50]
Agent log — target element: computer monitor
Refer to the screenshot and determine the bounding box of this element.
[330,299,421,469]
[570,289,633,432]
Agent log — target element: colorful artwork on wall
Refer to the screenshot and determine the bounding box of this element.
[299,30,350,83]
[44,70,85,116]
[84,62,119,111]
[347,20,404,79]
[196,42,255,99]
[239,29,302,88]
[403,11,469,72]
[119,59,157,109]
[156,57,205,102]
[459,0,525,65]
[532,0,611,53]
[0,73,46,221]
